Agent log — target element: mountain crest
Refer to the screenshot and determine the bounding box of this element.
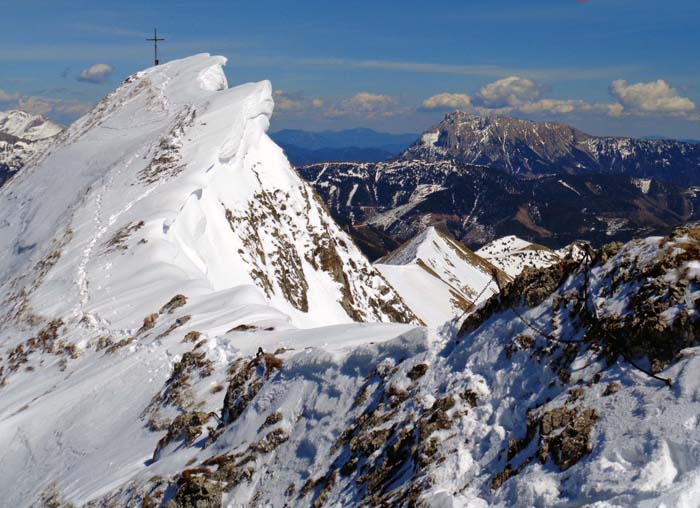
[375,227,505,325]
[402,111,700,185]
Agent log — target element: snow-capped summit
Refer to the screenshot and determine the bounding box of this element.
[0,110,63,186]
[0,110,63,141]
[376,227,505,326]
[0,54,414,331]
[476,235,563,278]
[0,54,419,506]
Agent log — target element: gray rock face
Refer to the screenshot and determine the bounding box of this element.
[402,112,700,186]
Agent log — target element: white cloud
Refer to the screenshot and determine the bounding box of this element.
[610,79,695,116]
[476,76,542,108]
[347,92,397,112]
[273,90,304,112]
[325,92,400,118]
[78,63,114,84]
[421,93,472,111]
[272,90,326,114]
[18,96,92,120]
[0,89,20,102]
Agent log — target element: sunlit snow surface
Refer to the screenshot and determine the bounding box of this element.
[0,55,699,508]
[376,227,500,326]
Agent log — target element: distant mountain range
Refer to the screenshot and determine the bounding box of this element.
[300,159,700,258]
[270,127,417,165]
[299,113,700,259]
[403,112,700,186]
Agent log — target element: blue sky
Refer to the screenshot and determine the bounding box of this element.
[1,0,699,138]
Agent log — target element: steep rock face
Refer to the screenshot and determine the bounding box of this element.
[402,111,700,185]
[0,110,63,186]
[375,227,506,326]
[299,159,700,255]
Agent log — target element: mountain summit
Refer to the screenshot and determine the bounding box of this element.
[0,54,420,506]
[0,110,63,186]
[402,111,700,185]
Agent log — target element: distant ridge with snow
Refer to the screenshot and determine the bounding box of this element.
[375,227,505,326]
[0,110,63,186]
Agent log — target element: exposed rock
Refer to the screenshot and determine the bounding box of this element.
[152,412,212,462]
[159,294,188,314]
[407,363,429,381]
[167,470,222,508]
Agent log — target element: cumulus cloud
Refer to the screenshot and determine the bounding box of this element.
[325,92,400,118]
[421,93,472,111]
[77,63,114,84]
[610,79,696,115]
[272,90,326,114]
[347,92,397,112]
[475,76,542,108]
[18,96,92,121]
[273,90,304,112]
[0,89,20,102]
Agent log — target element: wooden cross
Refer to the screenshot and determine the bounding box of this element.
[146,28,165,66]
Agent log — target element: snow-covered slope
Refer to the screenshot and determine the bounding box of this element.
[476,235,564,278]
[375,227,505,326]
[0,54,419,507]
[0,110,63,186]
[0,54,414,331]
[145,225,697,508]
[9,225,692,507]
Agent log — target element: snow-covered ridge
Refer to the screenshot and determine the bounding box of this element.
[0,110,63,187]
[0,54,420,505]
[375,227,505,326]
[0,110,63,141]
[0,54,415,330]
[476,235,564,278]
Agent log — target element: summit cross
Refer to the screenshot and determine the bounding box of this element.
[146,28,165,66]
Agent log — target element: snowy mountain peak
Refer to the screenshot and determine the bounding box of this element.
[0,110,63,187]
[0,53,417,341]
[376,227,505,325]
[0,54,421,506]
[0,110,63,141]
[476,235,562,278]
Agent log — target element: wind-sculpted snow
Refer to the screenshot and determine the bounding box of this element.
[0,54,418,507]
